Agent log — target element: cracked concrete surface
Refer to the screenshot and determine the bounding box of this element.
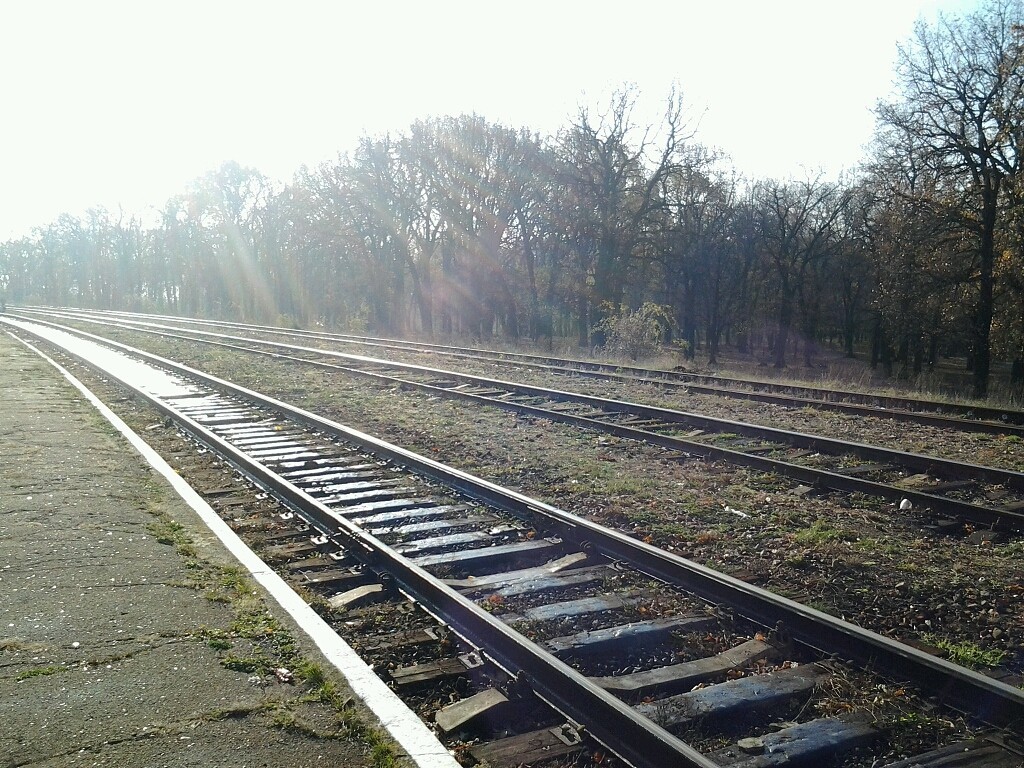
[0,333,382,768]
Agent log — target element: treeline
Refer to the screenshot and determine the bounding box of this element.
[2,1,1022,398]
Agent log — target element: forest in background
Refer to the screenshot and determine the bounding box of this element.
[2,1,1022,398]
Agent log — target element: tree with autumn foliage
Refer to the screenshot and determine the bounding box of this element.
[875,0,1024,397]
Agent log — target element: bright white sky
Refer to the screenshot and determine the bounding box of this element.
[0,0,980,241]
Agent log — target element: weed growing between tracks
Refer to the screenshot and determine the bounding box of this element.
[921,636,1008,669]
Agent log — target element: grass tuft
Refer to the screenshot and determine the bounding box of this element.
[923,635,1006,669]
[793,519,852,546]
[16,665,64,681]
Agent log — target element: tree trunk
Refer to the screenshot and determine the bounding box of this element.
[774,293,793,368]
[577,292,590,348]
[971,184,999,399]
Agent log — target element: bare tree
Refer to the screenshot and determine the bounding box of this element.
[557,86,692,346]
[754,176,846,368]
[655,147,737,362]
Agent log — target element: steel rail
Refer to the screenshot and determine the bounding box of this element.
[24,305,1022,428]
[47,309,1024,433]
[17,311,1024,531]
[7,315,1024,733]
[287,331,1024,426]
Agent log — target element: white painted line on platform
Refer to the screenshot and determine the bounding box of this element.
[8,328,460,768]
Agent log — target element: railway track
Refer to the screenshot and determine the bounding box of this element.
[16,309,1024,534]
[18,305,1023,433]
[307,331,1024,428]
[5,316,1024,768]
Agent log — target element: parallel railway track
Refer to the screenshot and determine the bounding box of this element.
[15,310,1024,534]
[4,315,1024,768]
[18,306,1023,433]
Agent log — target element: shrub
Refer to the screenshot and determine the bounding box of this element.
[596,303,673,361]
